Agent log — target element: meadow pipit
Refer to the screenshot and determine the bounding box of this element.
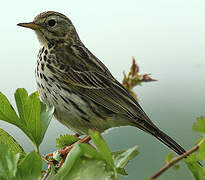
[18,11,186,156]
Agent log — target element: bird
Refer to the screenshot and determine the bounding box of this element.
[17,11,186,156]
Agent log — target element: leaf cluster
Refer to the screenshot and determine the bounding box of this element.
[0,88,138,179]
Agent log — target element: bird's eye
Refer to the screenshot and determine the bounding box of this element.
[48,19,56,27]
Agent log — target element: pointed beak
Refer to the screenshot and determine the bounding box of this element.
[17,22,41,30]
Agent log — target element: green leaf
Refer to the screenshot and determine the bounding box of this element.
[193,117,205,134]
[89,130,117,179]
[56,134,80,148]
[56,143,115,180]
[15,89,42,146]
[0,89,53,152]
[0,144,20,180]
[185,154,205,180]
[56,143,83,179]
[0,128,25,156]
[198,140,205,160]
[0,90,35,149]
[40,103,54,142]
[89,130,115,168]
[0,92,20,126]
[112,145,138,169]
[55,134,138,180]
[16,152,42,180]
[165,151,174,163]
[165,151,181,171]
[116,167,128,175]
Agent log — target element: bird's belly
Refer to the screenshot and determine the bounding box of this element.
[36,78,93,133]
[35,73,118,134]
[35,62,133,134]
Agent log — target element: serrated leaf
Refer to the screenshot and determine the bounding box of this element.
[0,144,20,180]
[0,89,53,151]
[0,92,20,126]
[56,134,80,148]
[15,89,42,146]
[165,151,174,163]
[184,154,205,180]
[193,117,205,134]
[112,145,138,169]
[16,152,42,180]
[0,128,25,156]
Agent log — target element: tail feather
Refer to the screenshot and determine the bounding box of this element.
[154,129,186,155]
[154,129,205,167]
[135,119,186,155]
[137,121,204,167]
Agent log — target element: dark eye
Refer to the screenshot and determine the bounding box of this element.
[48,19,56,27]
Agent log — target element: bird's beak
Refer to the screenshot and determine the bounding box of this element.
[17,22,41,30]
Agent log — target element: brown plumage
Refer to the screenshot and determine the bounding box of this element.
[18,11,187,156]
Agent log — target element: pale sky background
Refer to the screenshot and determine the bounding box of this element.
[1,0,205,179]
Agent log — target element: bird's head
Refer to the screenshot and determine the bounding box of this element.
[17,11,80,46]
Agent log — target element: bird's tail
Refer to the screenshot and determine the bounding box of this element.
[152,128,205,167]
[153,128,186,155]
[135,120,204,166]
[135,119,186,155]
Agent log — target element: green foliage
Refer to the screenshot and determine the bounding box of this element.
[165,151,174,163]
[165,151,181,171]
[0,145,41,180]
[56,134,80,148]
[0,88,53,151]
[89,129,117,176]
[193,117,205,134]
[0,87,204,179]
[185,154,205,180]
[0,128,25,156]
[112,146,139,175]
[53,132,138,180]
[197,141,205,160]
[0,89,138,179]
[0,144,20,180]
[16,152,42,180]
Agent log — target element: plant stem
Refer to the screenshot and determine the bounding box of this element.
[150,139,205,179]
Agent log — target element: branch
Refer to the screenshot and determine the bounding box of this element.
[150,139,204,179]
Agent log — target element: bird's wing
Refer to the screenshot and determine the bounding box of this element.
[56,67,153,124]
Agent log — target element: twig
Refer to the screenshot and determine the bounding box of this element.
[150,139,204,179]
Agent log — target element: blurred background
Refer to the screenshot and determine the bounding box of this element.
[1,0,205,179]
